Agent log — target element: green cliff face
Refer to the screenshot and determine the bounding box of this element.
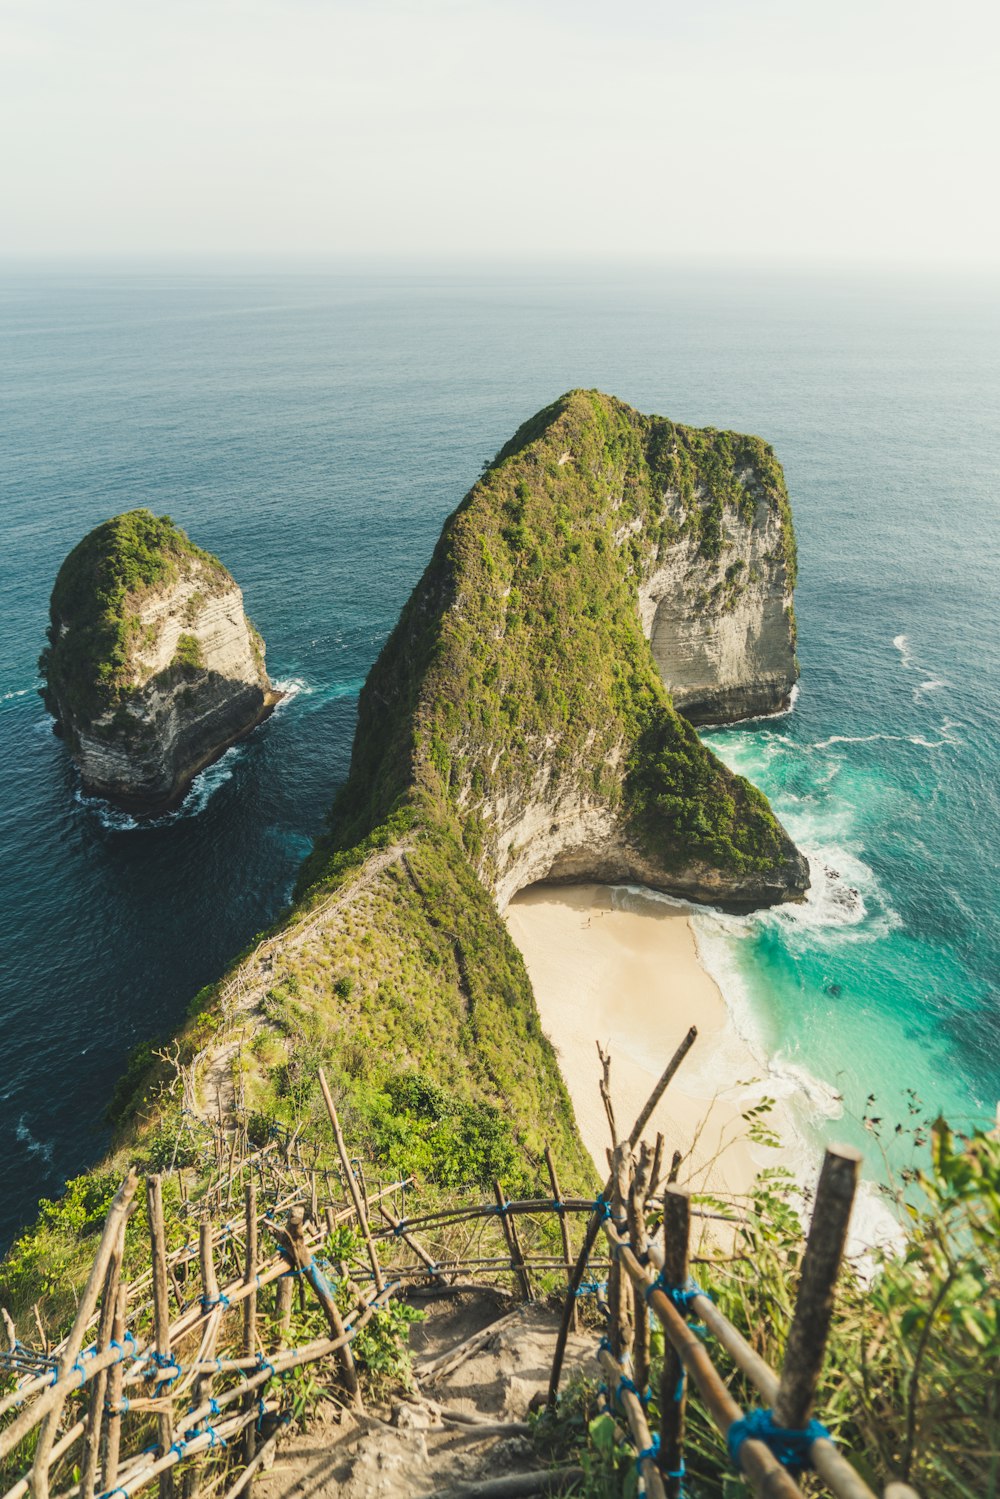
[39,509,274,811]
[302,388,807,911]
[40,509,230,726]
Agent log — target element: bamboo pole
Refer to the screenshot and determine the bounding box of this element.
[774,1146,860,1430]
[81,1220,125,1499]
[377,1204,446,1283]
[280,1206,362,1408]
[30,1169,138,1499]
[146,1178,175,1499]
[493,1182,532,1301]
[544,1147,576,1330]
[547,1025,697,1405]
[193,1216,222,1417]
[103,1283,129,1489]
[659,1188,690,1499]
[317,1069,384,1293]
[608,1146,631,1362]
[604,1223,804,1498]
[625,1145,652,1393]
[242,1181,258,1470]
[598,1347,667,1499]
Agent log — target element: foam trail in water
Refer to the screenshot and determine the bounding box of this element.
[16,1117,54,1164]
[74,744,244,831]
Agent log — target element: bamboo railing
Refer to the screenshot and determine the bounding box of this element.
[0,1043,919,1499]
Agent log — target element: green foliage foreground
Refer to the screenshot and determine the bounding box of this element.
[533,1119,999,1499]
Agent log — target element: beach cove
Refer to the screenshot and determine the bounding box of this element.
[505,882,798,1202]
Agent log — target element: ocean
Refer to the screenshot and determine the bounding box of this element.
[1,264,997,1251]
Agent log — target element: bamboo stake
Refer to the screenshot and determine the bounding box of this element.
[598,1347,667,1499]
[146,1178,175,1499]
[30,1170,138,1499]
[625,1145,652,1394]
[193,1216,222,1418]
[104,1283,129,1488]
[317,1069,384,1293]
[81,1220,125,1499]
[774,1145,860,1430]
[608,1146,631,1362]
[659,1187,691,1499]
[547,1026,697,1405]
[607,1225,804,1499]
[280,1206,361,1407]
[544,1146,576,1331]
[493,1182,532,1301]
[242,1182,258,1470]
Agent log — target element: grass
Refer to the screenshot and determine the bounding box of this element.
[39,509,230,725]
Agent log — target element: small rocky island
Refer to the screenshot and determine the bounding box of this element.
[40,509,278,812]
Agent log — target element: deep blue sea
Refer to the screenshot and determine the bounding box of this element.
[1,265,997,1251]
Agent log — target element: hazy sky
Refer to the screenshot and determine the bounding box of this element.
[2,0,998,266]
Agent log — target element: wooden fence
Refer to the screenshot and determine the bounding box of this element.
[0,1048,921,1499]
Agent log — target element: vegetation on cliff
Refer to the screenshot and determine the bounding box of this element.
[39,508,230,725]
[13,393,806,1304]
[304,388,801,894]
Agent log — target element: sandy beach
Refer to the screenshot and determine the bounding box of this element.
[505,883,796,1204]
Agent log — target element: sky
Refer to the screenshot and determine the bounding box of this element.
[1,0,998,268]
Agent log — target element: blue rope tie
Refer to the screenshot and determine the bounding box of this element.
[727,1408,831,1477]
[72,1357,88,1386]
[169,1438,188,1459]
[100,1487,130,1499]
[200,1292,230,1311]
[147,1352,181,1387]
[645,1274,708,1315]
[104,1397,130,1416]
[109,1332,137,1364]
[493,1201,511,1216]
[635,1432,660,1472]
[307,1262,336,1301]
[592,1197,612,1221]
[616,1374,651,1409]
[256,1355,275,1381]
[551,1199,565,1213]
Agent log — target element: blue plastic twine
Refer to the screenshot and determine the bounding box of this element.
[727,1408,831,1477]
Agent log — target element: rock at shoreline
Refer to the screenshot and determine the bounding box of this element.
[40,509,278,812]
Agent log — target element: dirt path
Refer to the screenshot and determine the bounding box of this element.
[255,1295,598,1499]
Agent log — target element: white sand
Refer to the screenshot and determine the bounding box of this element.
[505,883,797,1204]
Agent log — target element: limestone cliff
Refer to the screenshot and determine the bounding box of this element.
[638,477,797,724]
[304,390,808,913]
[40,510,277,812]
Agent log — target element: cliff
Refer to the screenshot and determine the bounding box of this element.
[25,393,808,1265]
[40,510,277,812]
[304,389,807,913]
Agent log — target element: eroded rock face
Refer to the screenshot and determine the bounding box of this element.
[314,390,810,916]
[41,511,277,812]
[638,487,797,725]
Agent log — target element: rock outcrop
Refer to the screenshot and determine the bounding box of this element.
[304,389,809,913]
[40,510,278,812]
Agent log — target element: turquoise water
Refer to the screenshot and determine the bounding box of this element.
[1,266,997,1248]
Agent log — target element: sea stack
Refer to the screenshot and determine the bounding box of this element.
[40,509,278,812]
